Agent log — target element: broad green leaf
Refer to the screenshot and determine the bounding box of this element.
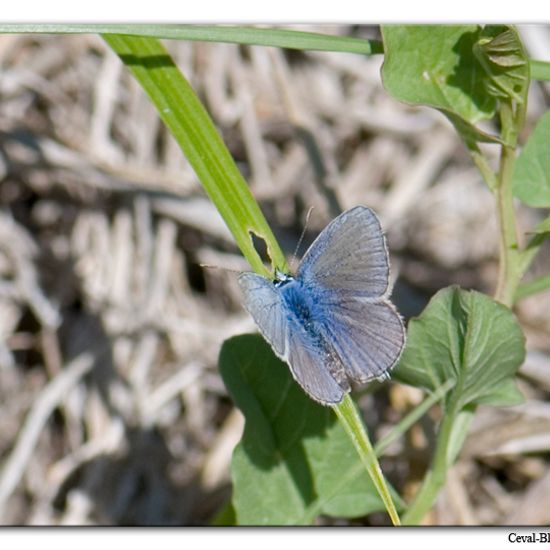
[473,26,529,104]
[381,25,498,142]
[443,111,503,149]
[473,378,524,406]
[393,286,525,409]
[210,502,236,526]
[219,334,401,525]
[513,110,550,207]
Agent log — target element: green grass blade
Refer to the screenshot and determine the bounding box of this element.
[333,395,401,526]
[0,24,383,55]
[102,33,285,277]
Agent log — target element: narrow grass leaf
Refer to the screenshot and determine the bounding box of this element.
[103,33,286,277]
[0,24,383,55]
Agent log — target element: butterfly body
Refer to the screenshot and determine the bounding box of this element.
[238,206,405,405]
[278,277,323,336]
[278,275,350,392]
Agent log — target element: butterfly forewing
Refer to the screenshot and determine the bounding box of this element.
[238,273,288,358]
[238,205,406,406]
[297,206,390,299]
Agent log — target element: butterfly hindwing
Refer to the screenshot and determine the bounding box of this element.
[238,205,406,405]
[238,273,347,404]
[285,326,347,404]
[314,288,406,383]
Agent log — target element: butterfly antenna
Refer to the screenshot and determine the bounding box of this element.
[291,207,315,267]
[200,263,243,275]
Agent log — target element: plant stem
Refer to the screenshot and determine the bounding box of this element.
[401,392,462,525]
[470,147,498,191]
[494,103,522,307]
[515,275,550,301]
[374,379,455,457]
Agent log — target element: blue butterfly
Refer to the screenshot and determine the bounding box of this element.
[238,206,406,405]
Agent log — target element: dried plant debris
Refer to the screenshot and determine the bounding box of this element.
[0,26,548,525]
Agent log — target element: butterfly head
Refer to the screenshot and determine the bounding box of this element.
[273,268,294,288]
